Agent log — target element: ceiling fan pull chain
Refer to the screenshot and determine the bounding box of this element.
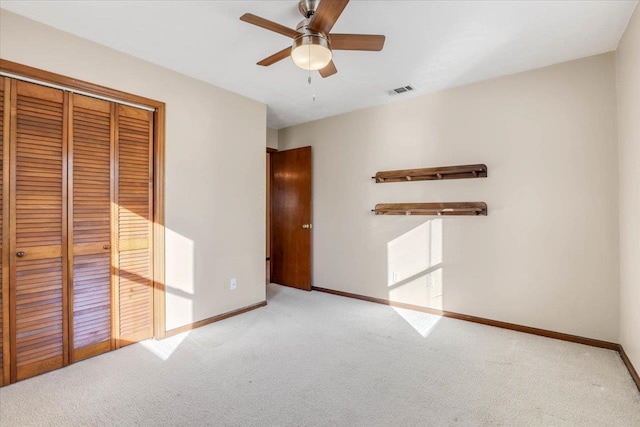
[308,52,316,102]
[309,75,316,102]
[308,44,312,85]
[308,69,314,100]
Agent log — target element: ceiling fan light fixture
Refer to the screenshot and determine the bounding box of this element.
[241,0,385,78]
[291,34,332,71]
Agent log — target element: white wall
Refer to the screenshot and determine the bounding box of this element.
[267,127,278,150]
[279,53,620,342]
[617,4,640,370]
[0,10,267,331]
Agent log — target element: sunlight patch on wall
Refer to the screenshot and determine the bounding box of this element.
[389,268,444,310]
[165,228,196,330]
[387,219,442,285]
[387,219,444,310]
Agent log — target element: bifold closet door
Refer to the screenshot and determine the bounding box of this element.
[0,77,9,386]
[69,94,113,362]
[10,80,68,382]
[115,105,153,346]
[0,75,156,383]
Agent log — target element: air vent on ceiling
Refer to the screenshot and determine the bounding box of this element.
[388,85,415,96]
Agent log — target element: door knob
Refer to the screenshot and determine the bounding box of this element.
[103,245,111,250]
[302,224,313,229]
[16,251,25,258]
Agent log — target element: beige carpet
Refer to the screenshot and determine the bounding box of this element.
[1,283,639,426]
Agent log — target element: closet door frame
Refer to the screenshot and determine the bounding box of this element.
[1,77,11,385]
[0,60,167,344]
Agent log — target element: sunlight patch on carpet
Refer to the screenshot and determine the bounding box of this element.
[139,332,190,361]
[392,306,441,338]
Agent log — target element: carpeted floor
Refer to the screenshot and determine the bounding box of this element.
[1,283,639,426]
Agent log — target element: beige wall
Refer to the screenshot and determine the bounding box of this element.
[617,5,640,370]
[267,127,278,150]
[280,53,620,342]
[0,10,267,331]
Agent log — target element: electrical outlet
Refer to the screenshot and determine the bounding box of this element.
[392,272,398,284]
[230,278,236,290]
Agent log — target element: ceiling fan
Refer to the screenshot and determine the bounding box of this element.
[240,0,385,78]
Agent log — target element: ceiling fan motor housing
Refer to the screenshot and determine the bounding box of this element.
[298,0,320,18]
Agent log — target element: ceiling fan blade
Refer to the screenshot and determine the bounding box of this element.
[319,60,338,78]
[308,0,349,34]
[330,34,385,51]
[257,47,292,66]
[240,13,301,39]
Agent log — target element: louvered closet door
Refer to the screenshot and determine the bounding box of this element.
[0,77,10,386]
[69,95,113,362]
[116,105,153,346]
[10,80,68,381]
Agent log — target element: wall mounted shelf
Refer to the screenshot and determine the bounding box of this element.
[372,202,487,216]
[372,164,487,183]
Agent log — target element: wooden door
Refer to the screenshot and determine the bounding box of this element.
[9,80,68,381]
[115,104,153,346]
[270,146,312,291]
[69,94,113,362]
[0,77,9,385]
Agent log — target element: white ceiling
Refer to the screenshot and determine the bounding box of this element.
[1,1,636,129]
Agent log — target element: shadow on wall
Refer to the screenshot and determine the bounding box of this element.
[387,219,444,311]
